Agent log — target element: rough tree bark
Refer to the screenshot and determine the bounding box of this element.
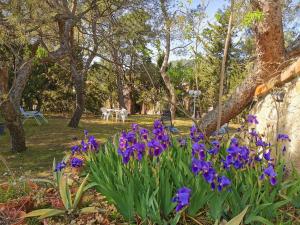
[200,0,286,135]
[216,0,234,131]
[160,0,176,121]
[68,56,86,127]
[115,67,126,109]
[0,60,33,152]
[110,45,126,109]
[55,4,99,128]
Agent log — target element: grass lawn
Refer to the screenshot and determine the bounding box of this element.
[0,114,192,180]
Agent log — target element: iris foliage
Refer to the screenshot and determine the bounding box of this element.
[74,118,300,224]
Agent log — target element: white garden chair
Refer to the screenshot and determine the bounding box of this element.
[119,108,128,123]
[100,107,111,121]
[20,107,48,125]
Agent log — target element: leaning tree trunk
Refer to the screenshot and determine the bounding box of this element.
[68,59,86,128]
[0,61,32,152]
[0,100,26,152]
[199,0,286,135]
[160,0,176,121]
[216,0,234,131]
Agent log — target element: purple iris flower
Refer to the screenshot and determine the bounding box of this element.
[55,161,66,172]
[134,143,145,161]
[153,120,163,129]
[190,125,204,143]
[264,165,276,177]
[233,160,243,169]
[217,176,231,191]
[84,129,88,136]
[249,129,258,137]
[208,140,220,155]
[88,136,99,151]
[172,187,191,212]
[256,139,269,147]
[227,146,240,155]
[71,145,81,154]
[263,165,277,186]
[263,150,271,161]
[239,146,250,161]
[200,160,212,172]
[177,137,187,148]
[255,155,263,162]
[118,147,134,164]
[119,132,128,151]
[126,131,137,144]
[139,128,149,140]
[247,114,259,124]
[277,134,291,142]
[153,127,164,140]
[161,134,170,149]
[230,138,239,147]
[191,158,201,175]
[222,160,231,170]
[148,139,163,157]
[259,174,265,180]
[71,157,83,168]
[203,168,216,184]
[192,143,206,160]
[81,140,88,151]
[191,159,213,176]
[131,123,139,132]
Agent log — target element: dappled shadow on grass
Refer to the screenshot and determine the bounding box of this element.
[0,115,192,179]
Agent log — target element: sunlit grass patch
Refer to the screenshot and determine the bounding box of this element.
[0,114,192,179]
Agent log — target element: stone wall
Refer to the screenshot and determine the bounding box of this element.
[251,76,300,170]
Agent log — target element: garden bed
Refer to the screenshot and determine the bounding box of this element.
[2,117,300,224]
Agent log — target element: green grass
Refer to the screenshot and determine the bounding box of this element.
[0,114,192,179]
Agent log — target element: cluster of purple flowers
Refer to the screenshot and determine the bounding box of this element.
[222,138,251,170]
[117,120,171,164]
[54,156,84,171]
[71,130,99,155]
[222,135,279,185]
[118,129,146,164]
[187,114,289,194]
[277,133,291,154]
[70,157,83,168]
[189,125,231,191]
[247,114,259,124]
[227,116,292,186]
[192,158,231,191]
[54,130,99,172]
[190,125,204,142]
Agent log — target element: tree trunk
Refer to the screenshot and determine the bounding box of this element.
[0,64,31,152]
[200,0,286,135]
[141,102,146,114]
[111,46,126,109]
[160,0,176,121]
[116,72,126,109]
[68,59,85,128]
[125,91,133,114]
[0,99,26,152]
[10,59,34,109]
[217,0,234,131]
